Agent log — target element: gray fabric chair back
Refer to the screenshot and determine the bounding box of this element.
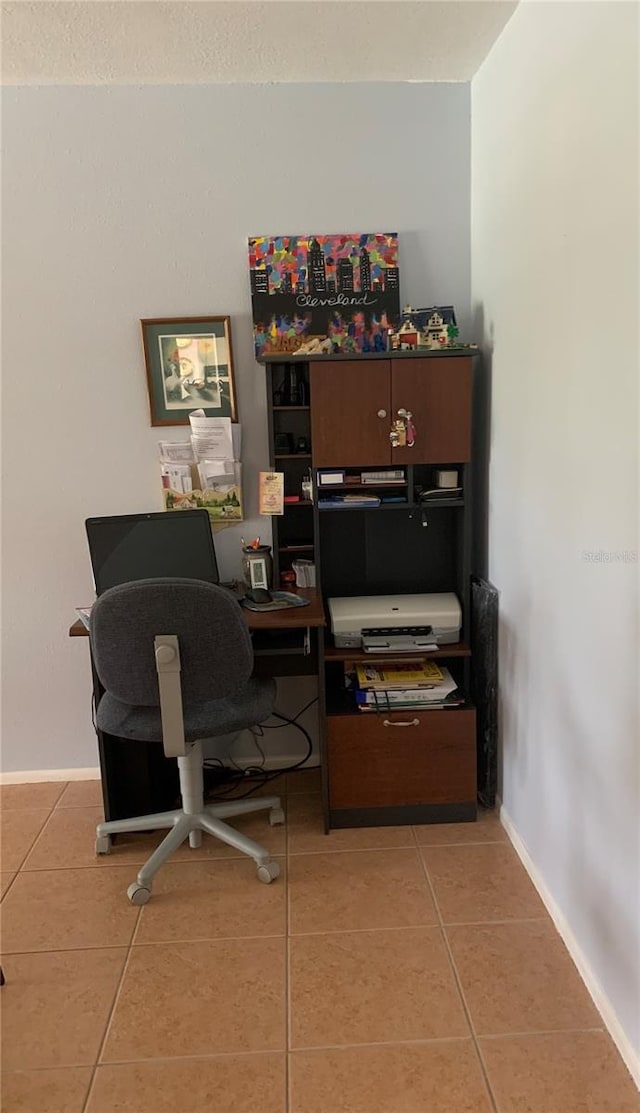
[90,578,253,707]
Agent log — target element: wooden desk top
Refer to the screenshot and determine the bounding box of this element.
[68,588,325,638]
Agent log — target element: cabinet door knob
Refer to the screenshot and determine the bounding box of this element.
[377,409,387,419]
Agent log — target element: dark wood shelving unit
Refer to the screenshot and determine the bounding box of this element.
[264,349,480,831]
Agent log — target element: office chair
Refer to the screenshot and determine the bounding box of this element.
[90,578,284,904]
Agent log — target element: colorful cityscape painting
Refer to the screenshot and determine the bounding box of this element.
[248,233,400,358]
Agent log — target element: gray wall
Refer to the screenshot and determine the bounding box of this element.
[2,82,470,772]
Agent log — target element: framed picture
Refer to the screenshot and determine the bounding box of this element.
[141,316,237,426]
[248,233,400,358]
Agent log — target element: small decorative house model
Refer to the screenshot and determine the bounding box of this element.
[389,305,458,351]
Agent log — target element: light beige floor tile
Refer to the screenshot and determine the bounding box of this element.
[1,809,53,870]
[1,1066,92,1113]
[57,780,104,808]
[22,807,152,870]
[289,927,469,1048]
[286,767,322,795]
[447,921,601,1036]
[22,804,285,871]
[0,781,66,810]
[102,937,286,1061]
[414,809,507,846]
[290,1040,493,1113]
[287,793,413,855]
[1,871,16,898]
[87,1053,286,1113]
[0,868,138,952]
[289,849,437,934]
[135,857,286,944]
[480,1031,639,1113]
[0,948,127,1069]
[422,843,546,923]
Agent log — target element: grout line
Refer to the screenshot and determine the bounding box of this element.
[287,844,416,856]
[289,1034,478,1054]
[415,839,507,848]
[81,907,143,1113]
[0,872,20,903]
[286,923,441,939]
[431,915,550,929]
[474,1026,607,1041]
[6,802,60,872]
[11,1027,611,1074]
[415,843,500,1113]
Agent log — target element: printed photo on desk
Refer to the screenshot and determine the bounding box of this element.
[141,315,237,425]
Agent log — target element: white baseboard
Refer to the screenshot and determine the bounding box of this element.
[0,767,101,784]
[0,755,319,785]
[499,801,640,1090]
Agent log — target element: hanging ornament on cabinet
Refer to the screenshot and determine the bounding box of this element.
[392,409,416,448]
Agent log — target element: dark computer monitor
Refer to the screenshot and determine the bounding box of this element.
[85,510,219,596]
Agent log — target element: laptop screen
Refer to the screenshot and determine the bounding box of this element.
[85,510,219,596]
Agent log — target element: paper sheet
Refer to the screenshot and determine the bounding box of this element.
[259,471,284,515]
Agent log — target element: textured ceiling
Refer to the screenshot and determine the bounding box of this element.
[2,0,517,85]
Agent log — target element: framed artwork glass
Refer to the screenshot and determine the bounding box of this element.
[141,316,237,426]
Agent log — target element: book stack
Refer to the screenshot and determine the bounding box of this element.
[318,494,381,509]
[353,661,463,712]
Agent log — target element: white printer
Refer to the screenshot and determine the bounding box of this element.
[328,592,461,651]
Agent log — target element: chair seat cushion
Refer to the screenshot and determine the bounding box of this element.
[96,676,277,744]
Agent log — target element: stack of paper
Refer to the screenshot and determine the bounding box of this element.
[158,412,244,520]
[292,558,316,588]
[189,411,241,478]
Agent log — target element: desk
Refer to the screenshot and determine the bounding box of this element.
[70,589,326,821]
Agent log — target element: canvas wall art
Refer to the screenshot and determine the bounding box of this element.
[248,233,400,358]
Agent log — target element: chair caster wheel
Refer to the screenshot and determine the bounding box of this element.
[127,883,151,905]
[256,861,280,884]
[95,835,112,856]
[269,807,285,826]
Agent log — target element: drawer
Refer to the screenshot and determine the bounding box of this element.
[328,708,476,810]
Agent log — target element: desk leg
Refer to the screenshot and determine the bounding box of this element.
[91,657,179,822]
[97,730,179,822]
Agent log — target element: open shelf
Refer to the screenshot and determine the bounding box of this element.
[325,686,472,717]
[274,454,312,460]
[272,405,310,412]
[278,544,315,552]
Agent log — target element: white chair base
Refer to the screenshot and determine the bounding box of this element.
[95,741,284,904]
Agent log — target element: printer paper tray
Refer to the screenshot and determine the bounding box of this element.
[362,638,438,653]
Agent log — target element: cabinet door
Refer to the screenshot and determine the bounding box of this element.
[390,356,472,464]
[310,360,391,466]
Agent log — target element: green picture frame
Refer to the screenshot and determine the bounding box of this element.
[141,316,237,426]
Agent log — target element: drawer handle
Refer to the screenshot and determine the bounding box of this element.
[383,717,420,728]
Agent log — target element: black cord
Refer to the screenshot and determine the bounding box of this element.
[203,697,319,801]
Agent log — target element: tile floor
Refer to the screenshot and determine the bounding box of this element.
[1,770,637,1112]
